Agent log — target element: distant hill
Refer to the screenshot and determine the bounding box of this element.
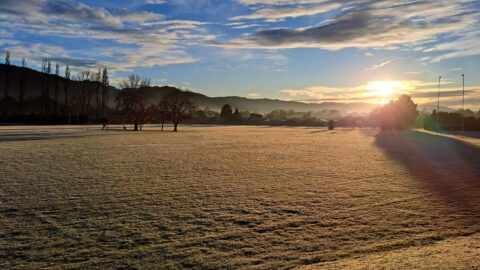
[0,63,412,118]
[126,86,378,115]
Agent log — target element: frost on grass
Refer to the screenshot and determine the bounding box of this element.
[1,126,480,269]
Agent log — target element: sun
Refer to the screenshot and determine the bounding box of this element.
[367,81,402,97]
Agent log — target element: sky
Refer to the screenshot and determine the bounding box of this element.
[1,0,480,109]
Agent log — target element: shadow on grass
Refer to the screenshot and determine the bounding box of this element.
[374,130,480,224]
[444,131,480,140]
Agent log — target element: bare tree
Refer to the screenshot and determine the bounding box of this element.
[77,70,91,115]
[46,60,52,114]
[3,51,10,98]
[116,87,150,131]
[54,63,60,114]
[18,62,27,114]
[64,65,70,114]
[101,67,109,117]
[94,68,101,120]
[5,51,10,65]
[158,89,196,132]
[119,74,150,89]
[40,58,48,115]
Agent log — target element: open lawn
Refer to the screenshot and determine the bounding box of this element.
[1,125,480,269]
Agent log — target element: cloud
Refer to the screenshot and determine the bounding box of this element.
[237,0,330,5]
[230,2,342,21]
[247,92,261,98]
[278,80,478,106]
[218,0,479,56]
[365,59,393,72]
[0,0,212,72]
[145,0,166,4]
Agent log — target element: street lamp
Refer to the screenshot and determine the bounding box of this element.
[462,74,465,136]
[437,76,442,132]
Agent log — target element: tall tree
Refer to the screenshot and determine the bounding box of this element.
[101,67,109,117]
[18,61,27,115]
[3,51,10,98]
[158,89,196,132]
[45,60,52,114]
[116,87,150,131]
[378,95,418,130]
[54,63,60,114]
[77,70,91,115]
[220,104,233,118]
[94,68,101,120]
[5,51,10,65]
[39,58,50,115]
[64,65,70,114]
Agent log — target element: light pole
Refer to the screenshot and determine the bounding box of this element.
[437,76,442,132]
[462,74,465,137]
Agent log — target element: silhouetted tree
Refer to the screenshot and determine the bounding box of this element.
[4,51,11,98]
[159,89,195,132]
[77,70,91,115]
[18,63,27,114]
[116,75,152,131]
[94,68,101,120]
[378,95,418,130]
[266,109,287,121]
[54,63,60,114]
[64,65,71,114]
[233,108,241,121]
[46,60,52,114]
[221,104,233,119]
[101,67,109,117]
[40,58,48,115]
[5,51,10,65]
[21,58,26,68]
[119,74,150,89]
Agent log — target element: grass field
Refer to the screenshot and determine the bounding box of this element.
[1,125,480,269]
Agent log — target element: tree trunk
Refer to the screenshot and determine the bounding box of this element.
[96,85,100,121]
[4,65,9,98]
[64,82,68,115]
[134,117,139,131]
[161,120,164,131]
[54,77,58,115]
[173,122,178,132]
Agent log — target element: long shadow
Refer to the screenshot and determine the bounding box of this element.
[444,131,480,140]
[374,130,480,225]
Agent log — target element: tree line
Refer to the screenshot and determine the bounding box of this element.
[0,51,110,124]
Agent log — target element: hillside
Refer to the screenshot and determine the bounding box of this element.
[133,86,378,114]
[0,64,378,118]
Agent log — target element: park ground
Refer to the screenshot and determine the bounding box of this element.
[1,125,480,269]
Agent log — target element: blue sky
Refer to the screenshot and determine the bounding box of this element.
[1,0,480,108]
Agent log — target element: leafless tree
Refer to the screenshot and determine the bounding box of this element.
[54,63,60,114]
[119,74,150,89]
[18,63,27,114]
[94,68,101,120]
[158,89,196,132]
[116,87,151,131]
[101,67,109,118]
[77,70,91,115]
[3,51,10,98]
[64,65,70,114]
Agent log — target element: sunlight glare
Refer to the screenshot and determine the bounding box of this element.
[367,81,403,97]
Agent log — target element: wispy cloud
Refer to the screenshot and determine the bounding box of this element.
[230,2,342,22]
[247,92,261,98]
[365,59,393,72]
[279,80,477,106]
